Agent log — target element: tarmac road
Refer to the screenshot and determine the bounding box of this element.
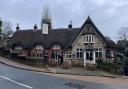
[0,63,127,89]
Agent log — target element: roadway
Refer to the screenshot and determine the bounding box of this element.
[0,63,127,89]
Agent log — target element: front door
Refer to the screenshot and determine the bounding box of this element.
[84,49,95,67]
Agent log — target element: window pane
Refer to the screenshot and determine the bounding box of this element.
[92,36,93,42]
[86,52,89,60]
[95,52,98,58]
[80,52,83,58]
[87,36,88,42]
[90,52,93,61]
[69,55,71,58]
[80,49,82,51]
[85,36,87,42]
[99,49,101,51]
[89,36,91,42]
[99,52,102,58]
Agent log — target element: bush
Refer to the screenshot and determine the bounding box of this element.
[86,63,97,71]
[72,61,83,67]
[62,61,71,69]
[96,59,124,74]
[48,59,59,67]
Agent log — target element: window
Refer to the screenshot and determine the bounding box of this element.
[95,49,102,59]
[35,45,43,49]
[52,44,61,49]
[66,51,72,59]
[15,46,22,50]
[106,50,115,58]
[37,54,39,57]
[76,49,83,59]
[55,53,61,61]
[42,23,48,34]
[86,51,93,61]
[32,54,35,57]
[19,52,22,55]
[84,35,94,43]
[36,53,42,57]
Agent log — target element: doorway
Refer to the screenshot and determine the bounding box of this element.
[84,49,95,67]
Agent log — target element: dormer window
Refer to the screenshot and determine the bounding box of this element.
[52,44,61,49]
[35,45,43,50]
[84,35,94,43]
[15,46,22,50]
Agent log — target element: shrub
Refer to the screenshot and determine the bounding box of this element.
[62,61,71,69]
[72,61,83,67]
[86,63,97,71]
[48,59,58,67]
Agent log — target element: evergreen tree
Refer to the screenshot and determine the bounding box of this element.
[0,18,2,35]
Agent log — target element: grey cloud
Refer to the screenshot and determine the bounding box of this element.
[0,0,128,41]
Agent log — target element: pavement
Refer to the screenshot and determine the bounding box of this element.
[0,56,128,79]
[0,62,128,89]
[0,56,52,73]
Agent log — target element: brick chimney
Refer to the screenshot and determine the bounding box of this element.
[16,23,20,31]
[68,21,72,29]
[34,24,38,31]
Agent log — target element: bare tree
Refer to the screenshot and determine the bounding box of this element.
[118,27,128,40]
[2,21,13,37]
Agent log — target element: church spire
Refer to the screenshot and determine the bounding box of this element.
[41,5,52,34]
[42,5,51,23]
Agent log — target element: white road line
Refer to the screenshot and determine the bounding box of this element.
[0,75,33,89]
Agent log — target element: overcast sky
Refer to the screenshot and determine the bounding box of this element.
[0,0,128,41]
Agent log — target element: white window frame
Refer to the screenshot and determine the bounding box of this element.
[66,51,72,59]
[84,35,94,43]
[110,51,115,58]
[95,48,102,59]
[52,44,61,49]
[35,45,43,50]
[15,46,22,50]
[54,53,61,61]
[42,23,48,34]
[76,49,83,59]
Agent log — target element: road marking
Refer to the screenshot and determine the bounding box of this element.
[0,75,33,89]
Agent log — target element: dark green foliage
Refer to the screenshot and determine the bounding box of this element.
[97,59,123,74]
[117,53,128,67]
[116,40,128,57]
[117,40,128,47]
[97,60,114,69]
[0,19,2,35]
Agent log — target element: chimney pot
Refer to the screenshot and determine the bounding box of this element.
[16,23,20,31]
[68,21,72,29]
[34,24,37,31]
